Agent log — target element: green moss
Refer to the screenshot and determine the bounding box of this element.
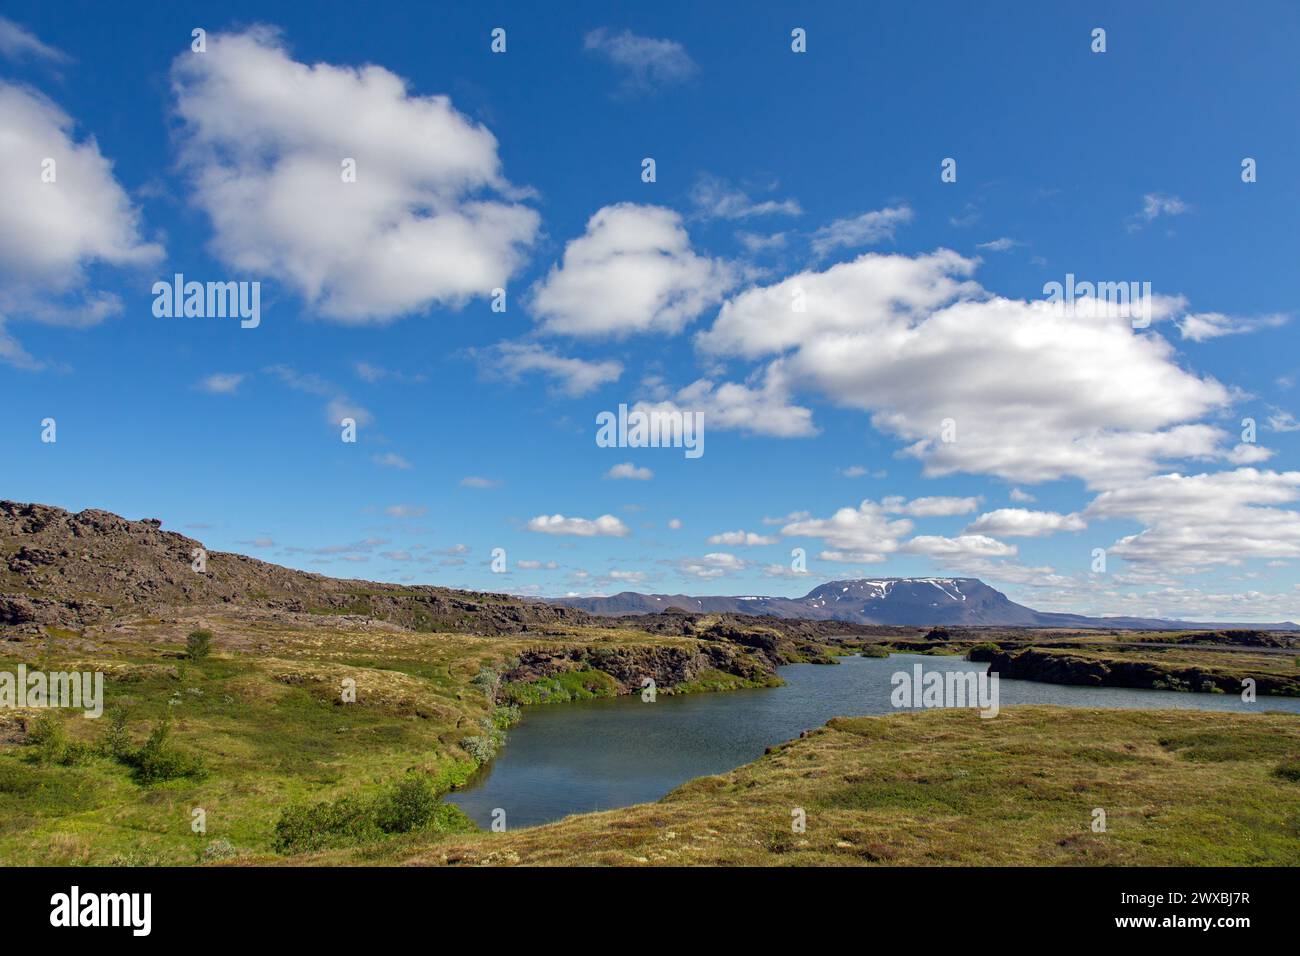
[502,668,620,706]
[671,668,781,695]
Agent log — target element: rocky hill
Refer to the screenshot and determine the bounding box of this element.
[0,500,588,634]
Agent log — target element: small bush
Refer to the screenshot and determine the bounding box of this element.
[203,838,238,861]
[100,706,132,759]
[185,629,213,661]
[374,776,438,834]
[28,711,68,765]
[128,717,207,784]
[273,797,379,853]
[1274,759,1300,783]
[967,642,1002,661]
[460,734,497,764]
[272,774,471,853]
[859,646,890,658]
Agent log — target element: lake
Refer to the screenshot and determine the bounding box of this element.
[448,652,1300,828]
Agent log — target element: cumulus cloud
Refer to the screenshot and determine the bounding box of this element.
[677,552,746,578]
[1085,468,1300,570]
[881,495,981,517]
[170,28,538,322]
[530,204,734,337]
[605,462,653,480]
[698,250,1235,487]
[632,366,816,438]
[706,530,777,546]
[583,28,697,93]
[526,513,630,537]
[0,81,162,365]
[965,508,1087,537]
[900,534,1017,559]
[810,206,913,257]
[460,476,501,488]
[488,341,622,396]
[779,499,914,563]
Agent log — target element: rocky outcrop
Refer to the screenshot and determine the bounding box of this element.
[969,646,1300,697]
[500,639,780,694]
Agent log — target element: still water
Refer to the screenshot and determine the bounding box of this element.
[449,652,1300,828]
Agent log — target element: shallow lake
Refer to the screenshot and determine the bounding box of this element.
[448,652,1300,828]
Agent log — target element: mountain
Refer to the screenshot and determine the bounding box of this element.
[552,577,1300,631]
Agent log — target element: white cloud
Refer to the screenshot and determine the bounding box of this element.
[605,462,653,481]
[583,28,696,93]
[1009,488,1036,503]
[0,17,68,63]
[690,174,801,220]
[965,508,1087,537]
[1135,192,1190,225]
[198,373,244,394]
[633,366,816,438]
[706,530,777,546]
[976,237,1019,252]
[900,534,1018,559]
[385,504,426,518]
[667,518,683,530]
[736,231,788,253]
[489,341,622,396]
[779,500,914,563]
[881,495,981,517]
[170,28,538,322]
[0,81,162,365]
[517,559,559,570]
[372,452,412,470]
[460,476,501,489]
[1267,409,1300,433]
[1177,312,1288,342]
[530,204,734,337]
[1085,468,1300,570]
[698,251,1235,487]
[526,513,630,537]
[810,206,913,257]
[677,552,746,578]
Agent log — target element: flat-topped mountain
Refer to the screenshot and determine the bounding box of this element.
[552,577,1300,631]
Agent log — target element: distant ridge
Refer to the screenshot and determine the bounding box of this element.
[551,577,1300,631]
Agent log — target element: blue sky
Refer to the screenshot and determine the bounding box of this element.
[2,1,1299,621]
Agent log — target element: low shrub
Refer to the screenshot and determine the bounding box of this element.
[185,629,213,661]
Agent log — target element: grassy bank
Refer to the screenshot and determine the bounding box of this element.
[0,612,782,865]
[299,705,1300,866]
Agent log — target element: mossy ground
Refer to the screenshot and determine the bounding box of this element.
[2,613,1297,867]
